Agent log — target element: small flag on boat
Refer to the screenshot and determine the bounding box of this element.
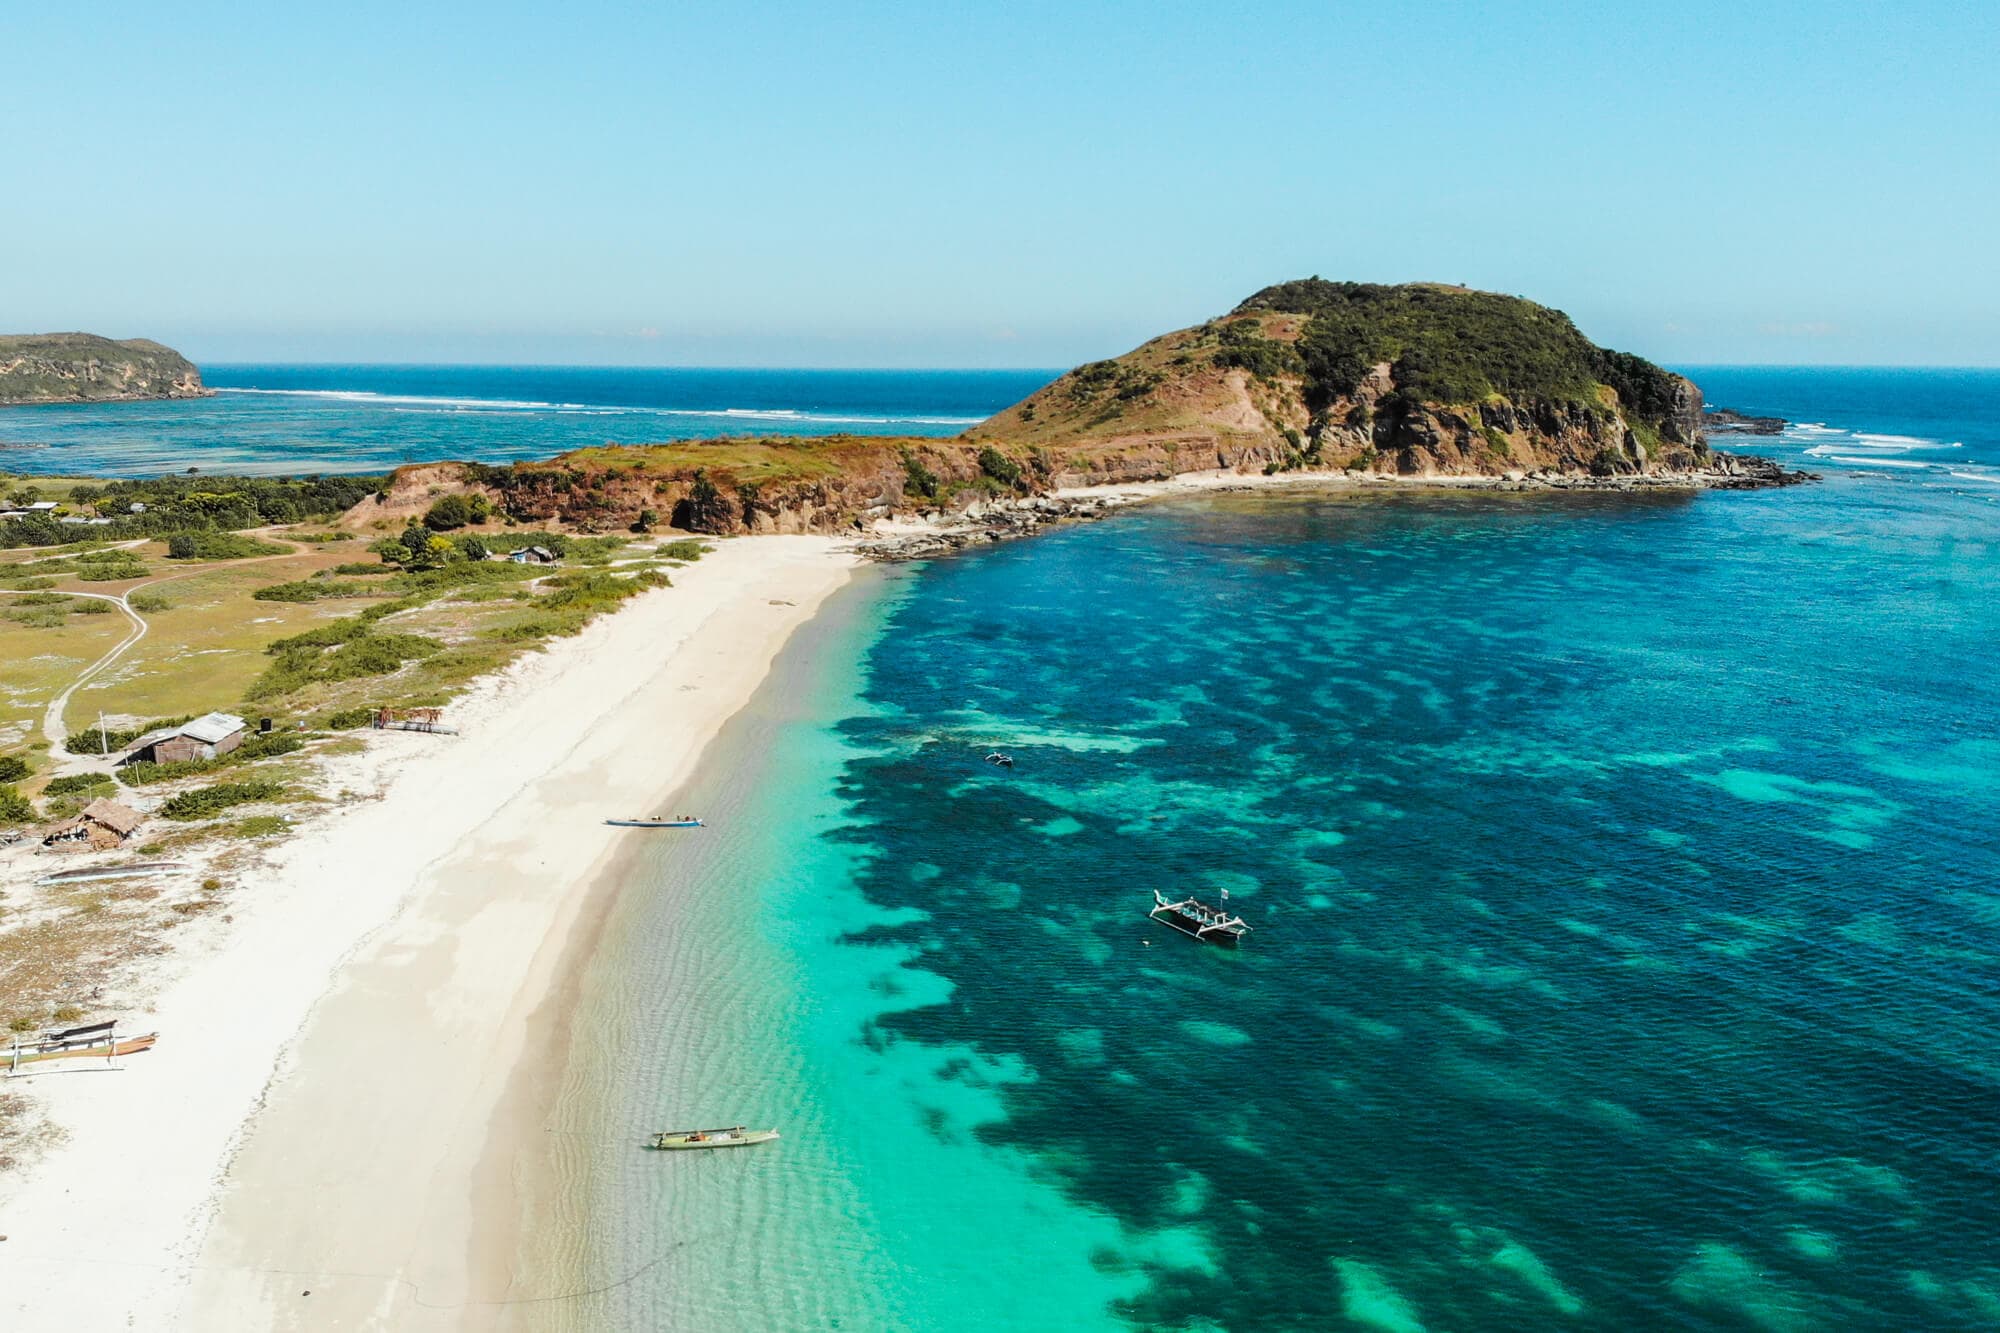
[1220,888,1229,900]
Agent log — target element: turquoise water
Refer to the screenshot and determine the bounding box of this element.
[553,370,2000,1330]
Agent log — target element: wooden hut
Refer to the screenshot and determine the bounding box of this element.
[121,712,247,766]
[42,798,144,852]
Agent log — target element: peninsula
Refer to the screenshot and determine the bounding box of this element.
[0,333,209,405]
[340,281,1800,545]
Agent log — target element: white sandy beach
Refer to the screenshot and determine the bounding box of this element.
[0,535,859,1332]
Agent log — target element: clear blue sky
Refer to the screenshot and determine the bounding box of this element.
[3,1,1995,367]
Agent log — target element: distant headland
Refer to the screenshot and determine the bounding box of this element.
[0,333,209,405]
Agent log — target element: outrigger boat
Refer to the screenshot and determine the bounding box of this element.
[7,1022,158,1072]
[1149,890,1252,948]
[647,1126,780,1151]
[605,816,705,828]
[984,751,1014,768]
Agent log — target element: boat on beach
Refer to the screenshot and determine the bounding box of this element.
[647,1126,780,1150]
[1149,890,1252,947]
[605,816,705,828]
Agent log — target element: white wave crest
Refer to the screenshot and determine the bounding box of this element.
[217,387,982,427]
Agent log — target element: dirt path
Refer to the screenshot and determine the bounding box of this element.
[0,538,307,763]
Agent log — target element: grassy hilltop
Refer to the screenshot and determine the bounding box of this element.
[972,279,1706,479]
[0,333,208,404]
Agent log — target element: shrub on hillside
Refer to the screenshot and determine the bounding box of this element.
[422,494,490,530]
[165,530,287,560]
[160,780,287,821]
[44,771,112,797]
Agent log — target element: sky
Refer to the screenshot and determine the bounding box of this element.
[3,1,1997,368]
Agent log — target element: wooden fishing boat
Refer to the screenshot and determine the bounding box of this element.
[6,1031,158,1070]
[646,1126,779,1151]
[1148,890,1252,948]
[605,817,704,829]
[35,861,190,887]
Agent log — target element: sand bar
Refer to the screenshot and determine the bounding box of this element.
[0,535,858,1332]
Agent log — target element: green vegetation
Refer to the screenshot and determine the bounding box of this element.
[43,772,112,798]
[977,447,1024,489]
[247,620,443,701]
[73,551,148,581]
[165,531,288,560]
[3,473,385,550]
[0,755,29,783]
[67,715,194,757]
[1234,279,1683,424]
[422,493,491,530]
[252,578,380,603]
[0,785,33,824]
[1211,319,1304,380]
[128,591,172,612]
[655,539,709,562]
[160,779,287,821]
[901,448,941,500]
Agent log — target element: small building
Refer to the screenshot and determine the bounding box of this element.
[128,502,147,513]
[121,712,248,766]
[506,545,560,565]
[43,798,145,852]
[24,501,57,512]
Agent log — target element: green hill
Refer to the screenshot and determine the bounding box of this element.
[0,333,208,405]
[973,280,1708,479]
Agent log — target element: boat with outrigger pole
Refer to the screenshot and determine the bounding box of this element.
[1149,889,1252,948]
[646,1125,780,1151]
[605,814,705,828]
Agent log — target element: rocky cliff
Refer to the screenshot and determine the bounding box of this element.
[0,333,209,405]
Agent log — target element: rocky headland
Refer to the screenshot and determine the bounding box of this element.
[341,280,1811,550]
[0,333,209,405]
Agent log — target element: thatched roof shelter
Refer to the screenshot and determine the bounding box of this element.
[43,797,145,851]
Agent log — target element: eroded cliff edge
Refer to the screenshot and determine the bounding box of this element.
[0,333,209,404]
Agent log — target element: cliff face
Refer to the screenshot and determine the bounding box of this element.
[0,333,209,405]
[972,283,1716,483]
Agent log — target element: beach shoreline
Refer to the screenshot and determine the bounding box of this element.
[0,534,860,1331]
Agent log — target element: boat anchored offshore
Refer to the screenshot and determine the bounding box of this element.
[647,1126,780,1151]
[985,751,1014,768]
[1149,890,1252,948]
[605,815,705,828]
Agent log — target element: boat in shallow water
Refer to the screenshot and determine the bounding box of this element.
[647,1126,780,1150]
[606,816,705,828]
[1149,890,1252,947]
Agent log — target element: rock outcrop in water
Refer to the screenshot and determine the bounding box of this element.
[0,333,209,405]
[1702,407,1788,435]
